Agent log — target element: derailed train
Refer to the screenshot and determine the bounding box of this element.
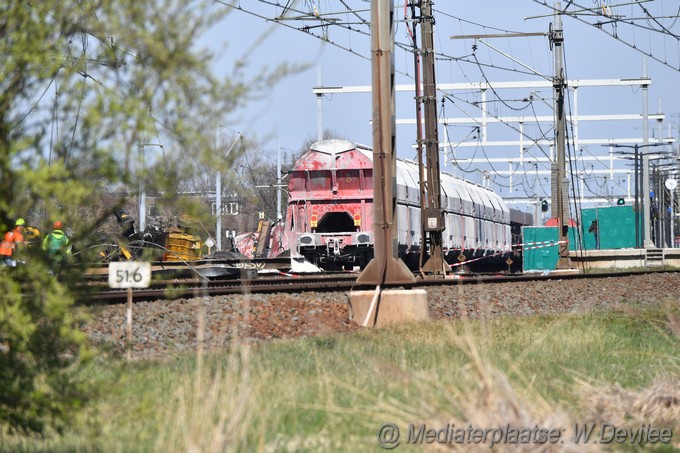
[283,139,518,271]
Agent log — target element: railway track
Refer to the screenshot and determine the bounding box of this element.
[83,268,680,360]
[80,273,361,303]
[77,268,680,304]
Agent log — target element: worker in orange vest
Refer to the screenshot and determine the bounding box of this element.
[0,218,26,267]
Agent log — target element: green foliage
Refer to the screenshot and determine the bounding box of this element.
[0,0,300,435]
[0,264,92,435]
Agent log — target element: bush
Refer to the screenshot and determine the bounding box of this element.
[0,264,92,435]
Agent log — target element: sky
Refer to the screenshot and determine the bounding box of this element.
[207,0,680,207]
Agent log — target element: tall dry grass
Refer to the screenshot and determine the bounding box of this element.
[85,298,680,452]
[154,281,263,453]
[154,346,266,453]
[303,321,600,452]
[578,378,680,428]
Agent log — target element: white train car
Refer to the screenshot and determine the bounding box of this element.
[394,157,512,265]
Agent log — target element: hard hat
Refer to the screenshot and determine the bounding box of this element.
[53,221,63,230]
[15,218,25,226]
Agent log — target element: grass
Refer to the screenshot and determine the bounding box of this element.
[2,304,680,452]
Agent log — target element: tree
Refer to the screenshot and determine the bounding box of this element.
[0,0,295,434]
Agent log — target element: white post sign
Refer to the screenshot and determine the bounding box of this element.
[108,261,152,288]
[108,262,151,359]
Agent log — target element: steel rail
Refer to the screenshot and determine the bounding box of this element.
[77,268,680,305]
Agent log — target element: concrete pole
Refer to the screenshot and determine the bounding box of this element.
[350,0,425,329]
[642,58,653,247]
[356,0,415,286]
[551,3,571,269]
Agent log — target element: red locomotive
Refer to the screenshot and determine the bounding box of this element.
[284,139,513,271]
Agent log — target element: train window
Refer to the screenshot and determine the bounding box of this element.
[309,170,331,192]
[289,172,306,192]
[337,169,360,191]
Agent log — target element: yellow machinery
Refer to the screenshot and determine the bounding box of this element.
[163,228,203,262]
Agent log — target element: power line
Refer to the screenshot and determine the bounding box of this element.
[531,0,680,71]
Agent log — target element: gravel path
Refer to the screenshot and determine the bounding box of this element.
[83,272,680,360]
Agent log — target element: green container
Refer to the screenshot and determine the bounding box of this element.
[568,225,581,251]
[522,225,582,271]
[578,205,635,250]
[597,205,635,249]
[522,226,559,271]
[580,207,598,250]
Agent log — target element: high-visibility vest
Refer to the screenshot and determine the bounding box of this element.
[0,231,13,256]
[43,230,71,256]
[0,229,24,257]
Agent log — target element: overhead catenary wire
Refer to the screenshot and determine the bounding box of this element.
[221,0,569,186]
[531,0,680,71]
[214,0,371,63]
[220,1,671,206]
[442,94,553,161]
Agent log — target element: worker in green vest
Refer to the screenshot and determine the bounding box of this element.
[42,221,71,271]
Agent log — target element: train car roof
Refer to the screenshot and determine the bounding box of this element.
[309,139,357,154]
[295,139,372,171]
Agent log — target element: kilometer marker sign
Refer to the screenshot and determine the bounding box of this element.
[108,262,151,359]
[108,261,151,288]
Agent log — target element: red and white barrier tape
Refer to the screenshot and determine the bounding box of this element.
[521,240,567,251]
[450,240,567,267]
[450,249,507,267]
[512,240,562,248]
[278,270,296,277]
